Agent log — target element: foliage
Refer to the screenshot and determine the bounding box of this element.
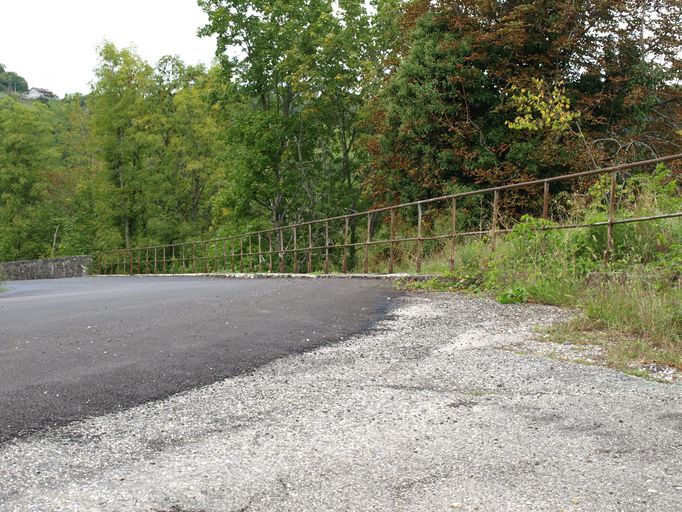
[87,44,224,250]
[1,45,230,259]
[506,79,579,133]
[0,97,58,260]
[497,287,529,305]
[198,0,399,233]
[365,0,682,206]
[0,63,28,93]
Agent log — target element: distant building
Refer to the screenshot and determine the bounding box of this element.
[22,87,58,101]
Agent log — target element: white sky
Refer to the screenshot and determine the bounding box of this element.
[0,0,218,97]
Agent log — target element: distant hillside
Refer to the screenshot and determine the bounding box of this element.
[0,63,28,92]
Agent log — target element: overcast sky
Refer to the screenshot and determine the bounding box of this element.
[0,0,218,97]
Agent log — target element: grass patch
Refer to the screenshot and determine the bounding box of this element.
[467,388,496,397]
[407,244,681,371]
[545,318,681,374]
[580,281,681,351]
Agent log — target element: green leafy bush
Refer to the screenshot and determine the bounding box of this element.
[497,287,529,304]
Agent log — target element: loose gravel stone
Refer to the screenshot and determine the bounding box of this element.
[1,292,680,512]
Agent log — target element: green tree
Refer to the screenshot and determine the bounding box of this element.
[89,42,156,249]
[199,0,399,232]
[144,56,221,243]
[0,63,29,93]
[0,97,58,260]
[199,0,328,228]
[49,94,100,256]
[88,45,223,249]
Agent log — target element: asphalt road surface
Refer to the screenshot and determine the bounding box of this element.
[0,276,399,442]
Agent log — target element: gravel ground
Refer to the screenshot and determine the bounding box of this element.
[1,292,681,512]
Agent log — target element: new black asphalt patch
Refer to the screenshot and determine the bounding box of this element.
[0,276,399,442]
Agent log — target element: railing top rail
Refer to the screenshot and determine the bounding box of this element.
[97,153,682,256]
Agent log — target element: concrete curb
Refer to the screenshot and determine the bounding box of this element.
[93,272,438,282]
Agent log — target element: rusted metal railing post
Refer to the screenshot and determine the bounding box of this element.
[192,243,197,273]
[129,250,133,275]
[491,190,500,250]
[293,226,299,273]
[324,220,330,274]
[258,233,262,272]
[450,198,457,272]
[542,181,550,220]
[203,241,208,273]
[416,203,422,273]
[223,240,227,271]
[606,171,617,260]
[231,241,235,273]
[239,238,244,273]
[279,228,285,273]
[307,224,313,273]
[154,247,157,273]
[145,249,149,274]
[388,209,396,274]
[248,236,253,272]
[364,213,371,274]
[342,217,349,274]
[268,232,273,273]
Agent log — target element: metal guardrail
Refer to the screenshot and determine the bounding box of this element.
[94,154,682,276]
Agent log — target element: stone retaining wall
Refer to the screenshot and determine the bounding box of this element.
[0,256,92,281]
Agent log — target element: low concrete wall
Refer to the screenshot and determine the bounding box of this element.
[0,256,92,281]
